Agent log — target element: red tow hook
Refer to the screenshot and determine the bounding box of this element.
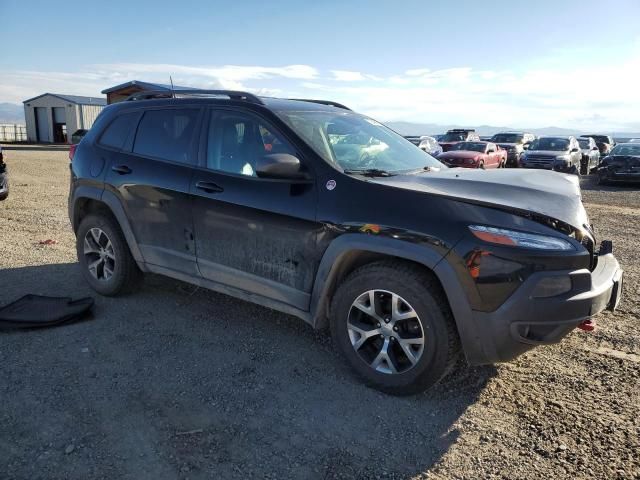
[578,319,597,332]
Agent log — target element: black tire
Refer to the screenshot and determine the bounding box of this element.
[330,261,461,396]
[76,213,142,296]
[580,161,588,176]
[479,161,485,170]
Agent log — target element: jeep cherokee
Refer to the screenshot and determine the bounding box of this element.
[68,90,623,395]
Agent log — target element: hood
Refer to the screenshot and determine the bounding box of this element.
[371,168,588,230]
[438,150,481,160]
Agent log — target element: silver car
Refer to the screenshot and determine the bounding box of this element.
[520,136,582,175]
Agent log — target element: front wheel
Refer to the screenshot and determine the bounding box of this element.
[330,261,461,395]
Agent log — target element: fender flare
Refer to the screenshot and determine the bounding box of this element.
[309,234,483,364]
[71,187,147,269]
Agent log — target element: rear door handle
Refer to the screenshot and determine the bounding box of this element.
[196,181,224,194]
[112,165,132,175]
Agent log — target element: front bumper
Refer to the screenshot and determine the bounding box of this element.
[600,168,640,183]
[467,249,623,364]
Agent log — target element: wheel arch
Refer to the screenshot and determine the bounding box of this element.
[71,187,147,270]
[310,234,482,364]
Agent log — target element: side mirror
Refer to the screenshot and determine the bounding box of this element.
[570,147,579,153]
[256,154,308,180]
[522,143,530,150]
[487,149,495,154]
[592,146,599,151]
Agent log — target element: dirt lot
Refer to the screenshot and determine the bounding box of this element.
[1,145,638,480]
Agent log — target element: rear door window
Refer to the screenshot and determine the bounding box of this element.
[133,109,200,164]
[99,112,140,150]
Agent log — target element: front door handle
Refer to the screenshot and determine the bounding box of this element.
[196,181,224,194]
[112,165,132,175]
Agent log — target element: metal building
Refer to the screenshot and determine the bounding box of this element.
[102,80,192,104]
[23,93,106,143]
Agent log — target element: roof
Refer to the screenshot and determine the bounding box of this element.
[101,80,195,94]
[23,93,107,106]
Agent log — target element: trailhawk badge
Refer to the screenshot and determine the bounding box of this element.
[326,179,337,191]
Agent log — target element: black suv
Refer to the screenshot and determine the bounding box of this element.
[0,146,7,201]
[69,90,623,395]
[438,129,480,152]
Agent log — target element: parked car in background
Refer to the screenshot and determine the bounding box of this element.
[0,146,7,201]
[71,129,89,144]
[438,129,480,152]
[437,141,507,169]
[577,137,600,174]
[520,136,582,174]
[418,136,443,156]
[580,134,615,158]
[68,89,623,395]
[627,138,640,143]
[490,132,536,168]
[597,142,640,184]
[479,135,493,141]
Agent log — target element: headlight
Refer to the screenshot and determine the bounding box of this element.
[469,225,575,250]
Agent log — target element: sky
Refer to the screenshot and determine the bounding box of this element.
[1,0,639,130]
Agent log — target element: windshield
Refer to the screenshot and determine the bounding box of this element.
[610,144,640,156]
[451,142,486,152]
[276,110,446,172]
[440,132,468,142]
[578,139,591,148]
[491,133,523,144]
[529,138,570,151]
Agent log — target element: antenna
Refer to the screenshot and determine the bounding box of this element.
[169,76,175,98]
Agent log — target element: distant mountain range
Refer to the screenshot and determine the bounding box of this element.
[0,103,24,124]
[386,121,640,140]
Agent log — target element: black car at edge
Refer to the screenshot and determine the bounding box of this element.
[68,90,623,395]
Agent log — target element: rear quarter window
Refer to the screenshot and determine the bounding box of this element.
[98,112,140,150]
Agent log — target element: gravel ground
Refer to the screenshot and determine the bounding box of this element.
[0,145,638,480]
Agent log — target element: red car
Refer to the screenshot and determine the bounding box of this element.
[437,141,507,169]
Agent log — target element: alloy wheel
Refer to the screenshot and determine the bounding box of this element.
[83,227,116,281]
[347,290,425,374]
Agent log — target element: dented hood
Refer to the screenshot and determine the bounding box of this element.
[371,168,589,230]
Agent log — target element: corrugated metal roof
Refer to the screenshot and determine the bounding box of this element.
[23,93,107,106]
[101,80,195,94]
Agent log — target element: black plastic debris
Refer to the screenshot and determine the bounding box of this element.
[0,295,94,329]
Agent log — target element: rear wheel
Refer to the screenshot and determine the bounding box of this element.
[479,161,485,170]
[76,214,142,296]
[330,261,461,395]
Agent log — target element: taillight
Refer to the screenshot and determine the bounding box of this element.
[69,144,77,161]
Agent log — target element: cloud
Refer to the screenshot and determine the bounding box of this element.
[331,70,367,81]
[1,57,639,131]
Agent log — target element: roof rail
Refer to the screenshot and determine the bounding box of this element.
[289,98,351,110]
[125,89,264,104]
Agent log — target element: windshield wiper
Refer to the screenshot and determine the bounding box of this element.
[343,168,395,177]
